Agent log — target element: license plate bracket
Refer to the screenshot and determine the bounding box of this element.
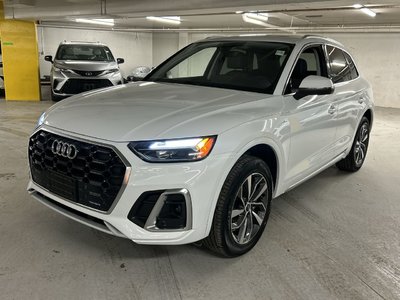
[83,83,96,91]
[48,170,78,202]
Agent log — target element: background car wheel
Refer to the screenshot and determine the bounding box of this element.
[203,155,273,257]
[336,116,370,172]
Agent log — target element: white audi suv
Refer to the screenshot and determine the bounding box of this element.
[28,35,373,257]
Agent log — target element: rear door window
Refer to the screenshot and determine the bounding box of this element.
[326,46,352,83]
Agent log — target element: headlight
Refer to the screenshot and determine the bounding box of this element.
[128,136,217,162]
[37,112,46,128]
[102,68,120,75]
[54,66,70,73]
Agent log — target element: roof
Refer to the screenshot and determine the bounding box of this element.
[198,34,344,47]
[59,41,107,46]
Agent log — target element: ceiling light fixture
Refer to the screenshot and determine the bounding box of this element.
[360,7,376,17]
[75,18,115,26]
[146,16,181,25]
[353,4,376,17]
[242,13,269,27]
[241,12,295,34]
[243,12,269,22]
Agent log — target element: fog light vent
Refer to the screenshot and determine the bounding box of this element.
[156,194,187,229]
[128,189,192,231]
[128,191,164,228]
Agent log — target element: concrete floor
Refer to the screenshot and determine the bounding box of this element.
[0,100,399,300]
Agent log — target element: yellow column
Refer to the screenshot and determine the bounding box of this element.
[0,17,41,101]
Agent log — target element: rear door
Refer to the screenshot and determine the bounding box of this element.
[325,45,365,154]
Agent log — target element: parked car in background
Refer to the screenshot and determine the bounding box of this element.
[126,66,152,82]
[45,41,124,101]
[29,35,373,256]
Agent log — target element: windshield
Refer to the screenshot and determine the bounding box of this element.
[55,45,115,62]
[146,41,294,94]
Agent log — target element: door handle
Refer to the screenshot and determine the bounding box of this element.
[328,105,337,115]
[358,97,366,104]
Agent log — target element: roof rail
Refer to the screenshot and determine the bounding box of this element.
[69,40,101,44]
[302,34,324,39]
[302,34,344,46]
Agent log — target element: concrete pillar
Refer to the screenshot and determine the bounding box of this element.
[0,9,41,101]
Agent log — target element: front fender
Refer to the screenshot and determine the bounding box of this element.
[204,117,290,236]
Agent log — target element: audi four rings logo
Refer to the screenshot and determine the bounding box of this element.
[51,140,78,159]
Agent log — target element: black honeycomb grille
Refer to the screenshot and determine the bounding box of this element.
[72,70,105,77]
[29,130,127,212]
[59,79,113,94]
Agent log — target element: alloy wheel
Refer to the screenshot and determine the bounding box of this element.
[230,173,268,245]
[354,123,369,166]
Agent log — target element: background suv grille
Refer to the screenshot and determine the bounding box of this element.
[59,79,113,94]
[72,70,105,77]
[28,130,127,212]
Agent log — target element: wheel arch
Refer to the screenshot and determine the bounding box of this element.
[243,144,279,193]
[363,109,373,128]
[204,138,285,237]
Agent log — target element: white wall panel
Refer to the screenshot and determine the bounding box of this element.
[152,32,179,67]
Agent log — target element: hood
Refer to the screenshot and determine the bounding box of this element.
[54,60,118,71]
[43,82,281,142]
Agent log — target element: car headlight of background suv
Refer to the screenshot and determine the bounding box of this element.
[102,68,120,75]
[128,136,217,162]
[53,66,71,73]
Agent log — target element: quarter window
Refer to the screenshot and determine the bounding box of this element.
[343,51,359,80]
[326,46,352,83]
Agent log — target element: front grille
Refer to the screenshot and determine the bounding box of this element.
[59,79,113,94]
[29,130,127,212]
[72,70,105,77]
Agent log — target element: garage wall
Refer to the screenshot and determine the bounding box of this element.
[152,32,179,67]
[37,27,153,79]
[153,32,400,109]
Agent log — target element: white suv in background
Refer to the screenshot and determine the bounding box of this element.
[28,35,373,257]
[45,41,124,101]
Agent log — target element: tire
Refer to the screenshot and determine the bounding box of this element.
[336,116,370,172]
[203,155,273,257]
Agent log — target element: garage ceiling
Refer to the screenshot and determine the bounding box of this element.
[4,0,400,32]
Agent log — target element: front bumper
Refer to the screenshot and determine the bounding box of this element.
[51,70,123,97]
[27,126,229,245]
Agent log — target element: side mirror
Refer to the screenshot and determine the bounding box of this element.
[117,58,125,64]
[294,75,334,100]
[44,55,53,63]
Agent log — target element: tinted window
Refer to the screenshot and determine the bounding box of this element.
[56,45,115,62]
[147,41,294,94]
[326,46,352,83]
[343,51,359,80]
